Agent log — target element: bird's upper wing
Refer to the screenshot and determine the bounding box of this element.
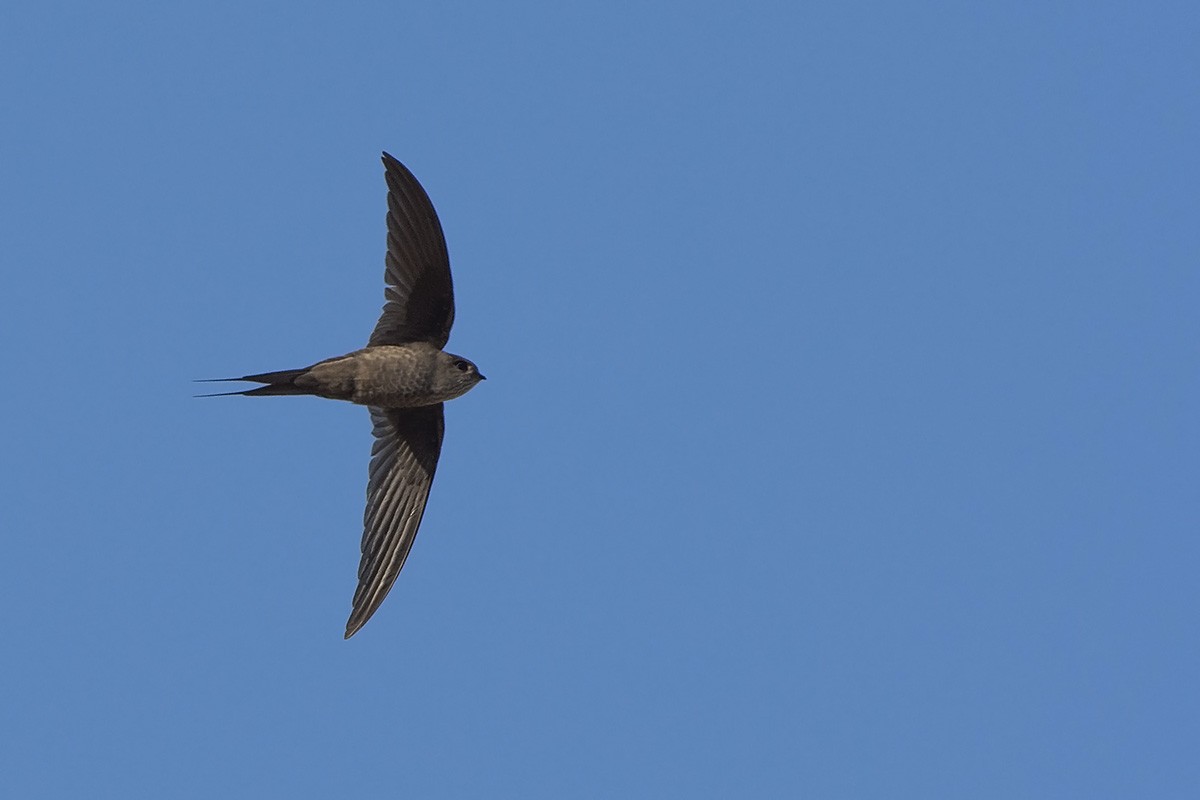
[345,404,445,638]
[367,153,455,348]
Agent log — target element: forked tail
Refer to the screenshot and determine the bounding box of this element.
[195,368,312,398]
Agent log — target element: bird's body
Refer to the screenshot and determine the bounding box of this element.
[229,344,482,407]
[205,153,484,638]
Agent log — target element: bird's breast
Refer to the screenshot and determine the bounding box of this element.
[344,345,454,408]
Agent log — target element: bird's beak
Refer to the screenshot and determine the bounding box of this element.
[478,373,487,380]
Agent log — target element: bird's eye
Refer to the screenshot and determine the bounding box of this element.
[455,360,471,372]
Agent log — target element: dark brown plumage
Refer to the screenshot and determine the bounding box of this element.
[204,153,484,638]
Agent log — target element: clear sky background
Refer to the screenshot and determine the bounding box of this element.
[1,2,1196,797]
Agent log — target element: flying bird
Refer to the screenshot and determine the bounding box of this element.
[203,153,484,638]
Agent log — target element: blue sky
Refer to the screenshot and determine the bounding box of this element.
[1,1,1196,797]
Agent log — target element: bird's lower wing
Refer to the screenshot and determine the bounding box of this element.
[345,404,445,638]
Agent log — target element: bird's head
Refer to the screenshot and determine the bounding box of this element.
[433,351,486,399]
